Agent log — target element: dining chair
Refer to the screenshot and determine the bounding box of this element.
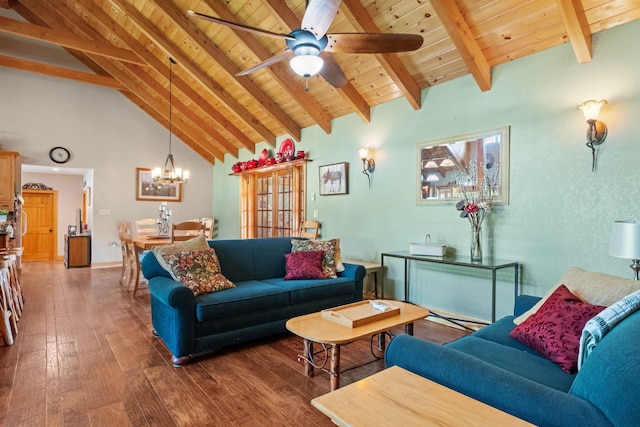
[171,221,207,242]
[116,220,131,288]
[135,218,158,238]
[187,217,215,239]
[117,220,148,296]
[204,218,214,239]
[299,220,320,239]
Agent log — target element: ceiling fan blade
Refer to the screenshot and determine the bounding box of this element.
[301,0,342,39]
[326,33,423,53]
[319,52,347,88]
[188,10,294,41]
[236,50,295,76]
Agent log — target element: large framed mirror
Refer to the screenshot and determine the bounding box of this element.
[416,126,510,205]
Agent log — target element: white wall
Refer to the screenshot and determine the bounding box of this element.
[0,9,214,263]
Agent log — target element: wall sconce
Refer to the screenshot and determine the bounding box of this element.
[358,147,375,188]
[577,99,607,172]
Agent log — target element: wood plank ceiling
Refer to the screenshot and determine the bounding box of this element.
[1,0,639,164]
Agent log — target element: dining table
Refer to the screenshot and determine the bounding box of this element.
[133,235,172,251]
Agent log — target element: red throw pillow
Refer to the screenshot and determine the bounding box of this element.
[284,250,326,280]
[509,284,606,373]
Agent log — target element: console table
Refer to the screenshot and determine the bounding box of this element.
[380,251,519,323]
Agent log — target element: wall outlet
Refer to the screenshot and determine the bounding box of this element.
[313,210,319,218]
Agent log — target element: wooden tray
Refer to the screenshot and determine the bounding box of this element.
[321,300,400,328]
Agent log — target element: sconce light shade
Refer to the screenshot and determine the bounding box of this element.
[609,220,640,280]
[577,99,608,172]
[426,174,439,182]
[357,147,375,188]
[577,100,606,122]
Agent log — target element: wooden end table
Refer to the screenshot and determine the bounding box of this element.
[312,365,534,426]
[285,300,428,391]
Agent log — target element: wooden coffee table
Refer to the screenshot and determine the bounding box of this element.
[312,365,534,426]
[285,300,429,391]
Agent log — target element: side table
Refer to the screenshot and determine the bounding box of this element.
[343,260,384,299]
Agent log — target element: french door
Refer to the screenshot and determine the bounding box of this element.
[240,163,306,238]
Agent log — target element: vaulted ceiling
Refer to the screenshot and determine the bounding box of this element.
[1,0,638,164]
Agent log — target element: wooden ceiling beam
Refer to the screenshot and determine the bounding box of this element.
[75,0,242,158]
[430,0,491,92]
[0,54,125,89]
[153,0,301,143]
[261,0,371,123]
[198,0,334,135]
[0,16,145,65]
[124,61,235,162]
[123,90,218,165]
[18,0,222,163]
[556,0,593,63]
[108,0,276,150]
[340,0,422,110]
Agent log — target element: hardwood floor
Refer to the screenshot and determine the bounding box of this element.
[1,262,469,426]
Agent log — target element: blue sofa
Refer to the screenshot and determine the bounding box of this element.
[141,237,365,366]
[385,292,640,427]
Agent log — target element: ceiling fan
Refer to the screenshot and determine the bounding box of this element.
[188,0,423,88]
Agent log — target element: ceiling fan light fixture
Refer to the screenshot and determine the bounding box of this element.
[290,54,324,77]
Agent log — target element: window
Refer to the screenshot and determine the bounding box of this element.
[239,161,307,238]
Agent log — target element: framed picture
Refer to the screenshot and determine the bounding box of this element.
[319,162,349,196]
[68,225,77,236]
[416,126,510,206]
[136,168,182,202]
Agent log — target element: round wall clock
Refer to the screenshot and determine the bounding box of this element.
[49,146,71,164]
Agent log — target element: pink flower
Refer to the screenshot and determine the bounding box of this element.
[465,203,480,214]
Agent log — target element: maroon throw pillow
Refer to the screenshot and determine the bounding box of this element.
[284,250,326,280]
[509,284,606,373]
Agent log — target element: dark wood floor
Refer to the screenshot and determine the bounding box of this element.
[0,262,469,426]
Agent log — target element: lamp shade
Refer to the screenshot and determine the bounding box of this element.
[290,54,324,77]
[609,220,640,259]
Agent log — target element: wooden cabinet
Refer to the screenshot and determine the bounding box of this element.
[64,234,91,268]
[0,151,19,211]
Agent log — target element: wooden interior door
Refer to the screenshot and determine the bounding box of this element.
[22,190,57,262]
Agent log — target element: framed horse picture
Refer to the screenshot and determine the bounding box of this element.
[319,162,348,195]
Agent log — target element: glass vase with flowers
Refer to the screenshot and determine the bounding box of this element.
[455,162,498,262]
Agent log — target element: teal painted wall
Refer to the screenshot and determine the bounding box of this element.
[214,20,640,321]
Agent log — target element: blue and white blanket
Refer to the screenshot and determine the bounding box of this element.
[578,289,640,370]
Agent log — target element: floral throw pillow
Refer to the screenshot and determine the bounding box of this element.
[161,248,235,296]
[509,285,606,373]
[291,239,338,279]
[284,250,326,280]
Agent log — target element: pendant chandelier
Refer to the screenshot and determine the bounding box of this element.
[152,57,190,184]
